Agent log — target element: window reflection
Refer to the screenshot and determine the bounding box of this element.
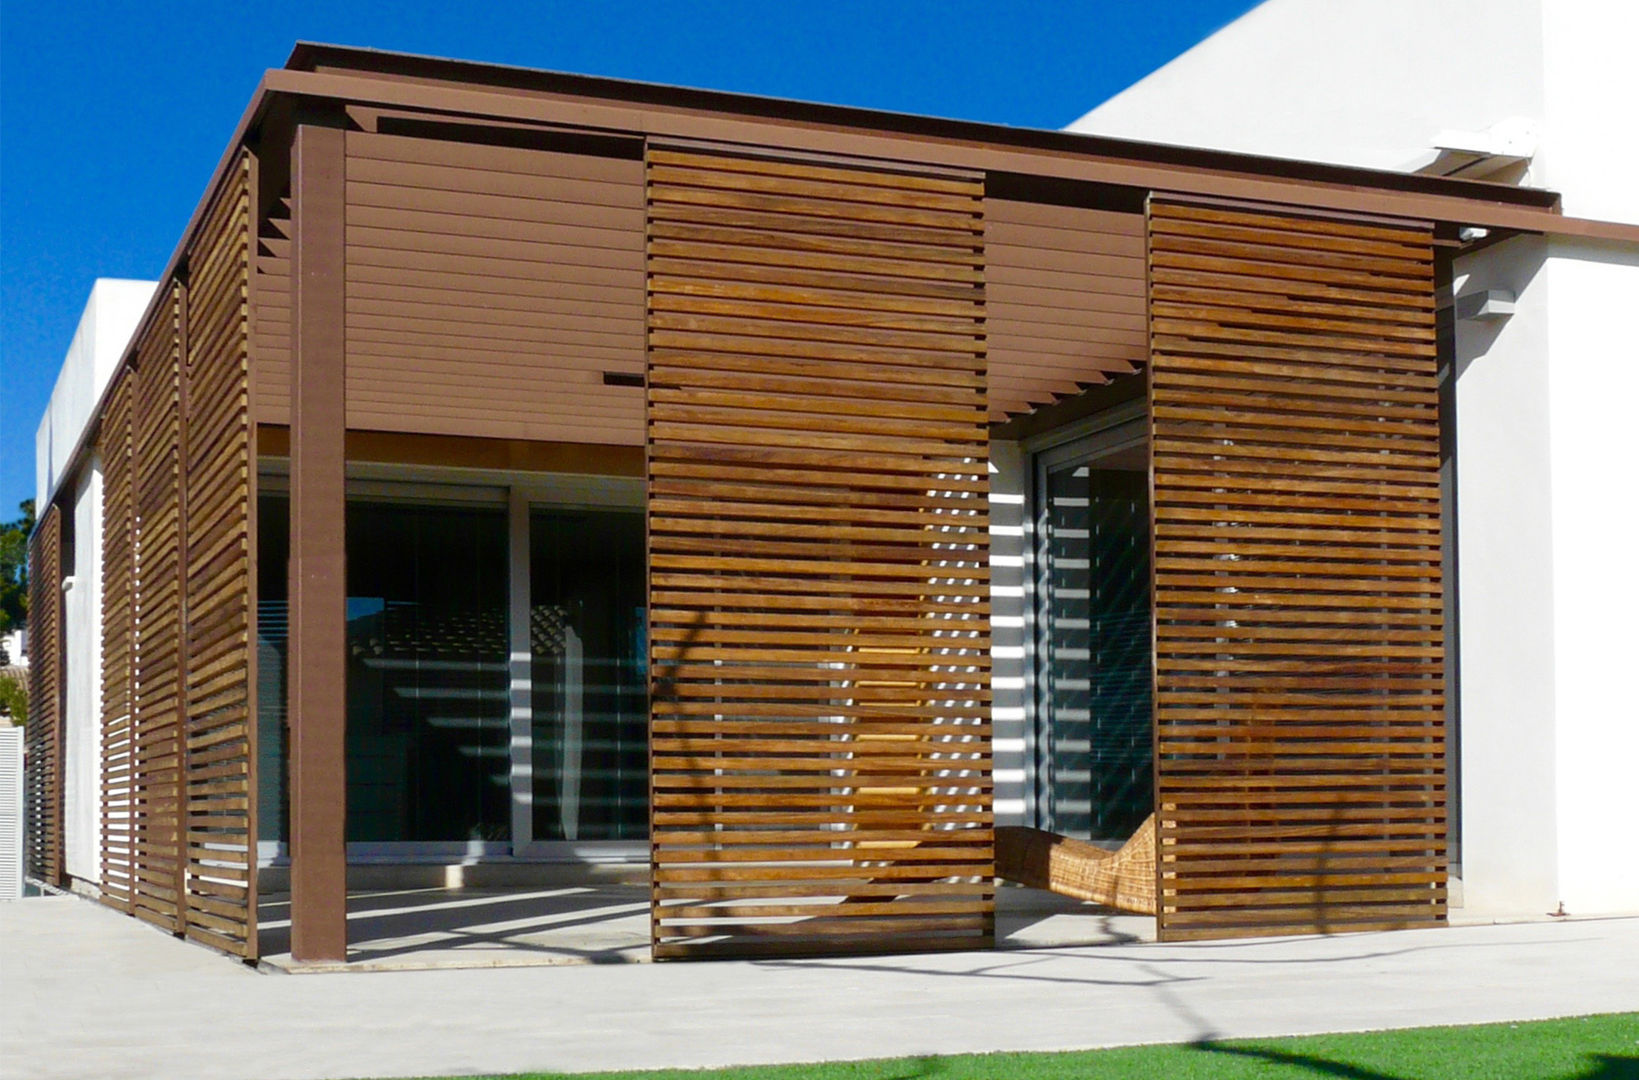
[1037,443,1153,842]
[530,507,646,841]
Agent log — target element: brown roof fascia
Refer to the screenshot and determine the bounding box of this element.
[262,54,1639,245]
[285,42,1552,204]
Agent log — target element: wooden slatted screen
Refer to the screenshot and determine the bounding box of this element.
[130,284,186,932]
[1148,197,1447,940]
[181,152,257,956]
[645,146,994,959]
[24,505,64,885]
[99,373,137,911]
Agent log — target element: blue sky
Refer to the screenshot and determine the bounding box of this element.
[0,0,1256,516]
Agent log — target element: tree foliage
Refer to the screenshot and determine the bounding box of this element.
[0,499,36,638]
[0,672,25,727]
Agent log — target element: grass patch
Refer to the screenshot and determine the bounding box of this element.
[408,1013,1638,1080]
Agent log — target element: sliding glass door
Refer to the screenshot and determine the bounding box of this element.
[1034,424,1153,843]
[256,483,648,858]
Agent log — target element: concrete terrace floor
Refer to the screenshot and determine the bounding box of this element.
[5,893,1639,1080]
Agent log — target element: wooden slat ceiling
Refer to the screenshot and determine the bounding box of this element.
[253,129,647,446]
[645,146,995,960]
[1148,197,1447,941]
[986,198,1145,420]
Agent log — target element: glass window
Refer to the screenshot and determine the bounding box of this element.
[1035,433,1153,842]
[529,507,647,841]
[256,494,511,843]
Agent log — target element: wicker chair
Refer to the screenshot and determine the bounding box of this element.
[995,814,1157,915]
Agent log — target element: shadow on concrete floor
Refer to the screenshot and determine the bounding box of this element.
[257,882,1154,971]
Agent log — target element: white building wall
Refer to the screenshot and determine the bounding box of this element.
[36,279,155,512]
[1541,242,1639,914]
[62,460,103,884]
[1070,0,1639,918]
[1067,0,1547,177]
[989,443,1032,826]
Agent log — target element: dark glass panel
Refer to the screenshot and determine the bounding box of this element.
[1037,451,1153,842]
[530,507,646,841]
[345,501,510,842]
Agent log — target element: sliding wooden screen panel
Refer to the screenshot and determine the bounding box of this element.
[180,152,257,957]
[646,146,994,959]
[1148,197,1446,940]
[99,373,137,911]
[25,505,64,885]
[130,284,186,932]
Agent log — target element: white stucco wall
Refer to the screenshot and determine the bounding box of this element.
[1450,237,1557,916]
[1068,0,1547,177]
[1540,241,1639,914]
[35,279,156,512]
[989,443,1032,826]
[62,460,104,884]
[1069,0,1639,917]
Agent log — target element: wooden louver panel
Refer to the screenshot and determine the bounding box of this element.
[99,374,137,910]
[24,505,64,885]
[180,152,257,957]
[646,147,994,959]
[130,284,185,932]
[1148,197,1446,940]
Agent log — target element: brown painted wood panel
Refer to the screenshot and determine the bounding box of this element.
[181,152,258,957]
[25,505,64,886]
[646,146,993,960]
[99,373,137,911]
[131,284,185,931]
[253,129,647,446]
[986,198,1145,420]
[1148,197,1446,941]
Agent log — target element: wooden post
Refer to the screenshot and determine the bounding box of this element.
[288,118,348,962]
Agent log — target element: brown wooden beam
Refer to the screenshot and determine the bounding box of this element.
[287,117,348,963]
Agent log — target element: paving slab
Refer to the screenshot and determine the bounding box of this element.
[4,893,1636,1080]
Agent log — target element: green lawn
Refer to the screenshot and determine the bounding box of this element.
[406,1013,1638,1080]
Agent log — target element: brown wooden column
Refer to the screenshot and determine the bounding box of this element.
[287,119,348,962]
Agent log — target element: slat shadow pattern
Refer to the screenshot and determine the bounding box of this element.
[25,507,63,885]
[1148,198,1447,940]
[646,147,994,959]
